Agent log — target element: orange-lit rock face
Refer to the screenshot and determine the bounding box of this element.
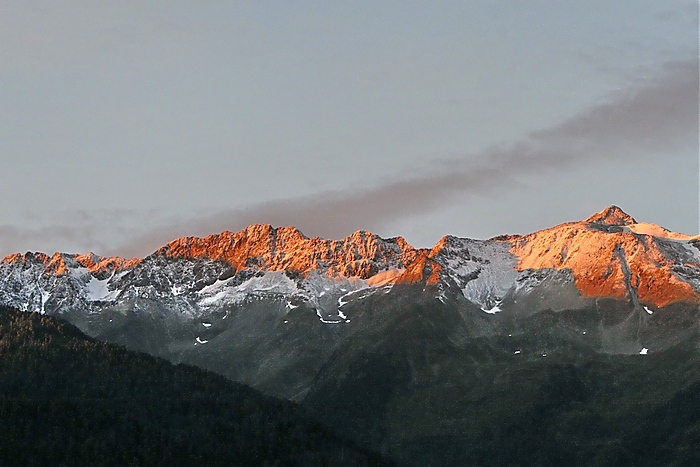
[512,212,700,308]
[2,252,51,266]
[365,269,405,287]
[1,251,141,276]
[1,252,71,275]
[74,253,142,275]
[157,224,420,280]
[395,252,443,285]
[46,253,69,275]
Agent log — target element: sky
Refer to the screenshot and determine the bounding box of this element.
[0,1,698,258]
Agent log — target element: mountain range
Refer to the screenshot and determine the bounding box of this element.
[2,205,698,317]
[1,205,699,465]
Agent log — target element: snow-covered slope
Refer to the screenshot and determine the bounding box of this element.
[428,235,520,311]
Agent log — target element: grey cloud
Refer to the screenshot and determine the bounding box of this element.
[3,59,695,259]
[0,223,111,257]
[111,59,697,258]
[0,209,167,258]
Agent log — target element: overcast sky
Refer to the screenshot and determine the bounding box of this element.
[1,1,698,258]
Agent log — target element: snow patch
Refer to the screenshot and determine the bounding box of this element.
[196,278,234,295]
[481,300,502,314]
[197,271,299,308]
[199,290,231,306]
[86,274,120,302]
[436,238,520,309]
[290,271,370,312]
[40,289,50,314]
[640,347,648,355]
[202,322,212,328]
[70,266,92,279]
[335,288,371,316]
[643,306,654,315]
[315,308,343,324]
[683,242,700,260]
[196,337,208,344]
[114,270,130,280]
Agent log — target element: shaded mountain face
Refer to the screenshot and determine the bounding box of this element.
[0,306,388,466]
[1,206,699,465]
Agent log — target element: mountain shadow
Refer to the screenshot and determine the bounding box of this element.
[0,305,389,466]
[300,288,700,466]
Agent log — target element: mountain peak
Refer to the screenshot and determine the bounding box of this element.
[584,205,637,226]
[153,224,418,280]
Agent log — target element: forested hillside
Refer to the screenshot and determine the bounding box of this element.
[0,306,387,466]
